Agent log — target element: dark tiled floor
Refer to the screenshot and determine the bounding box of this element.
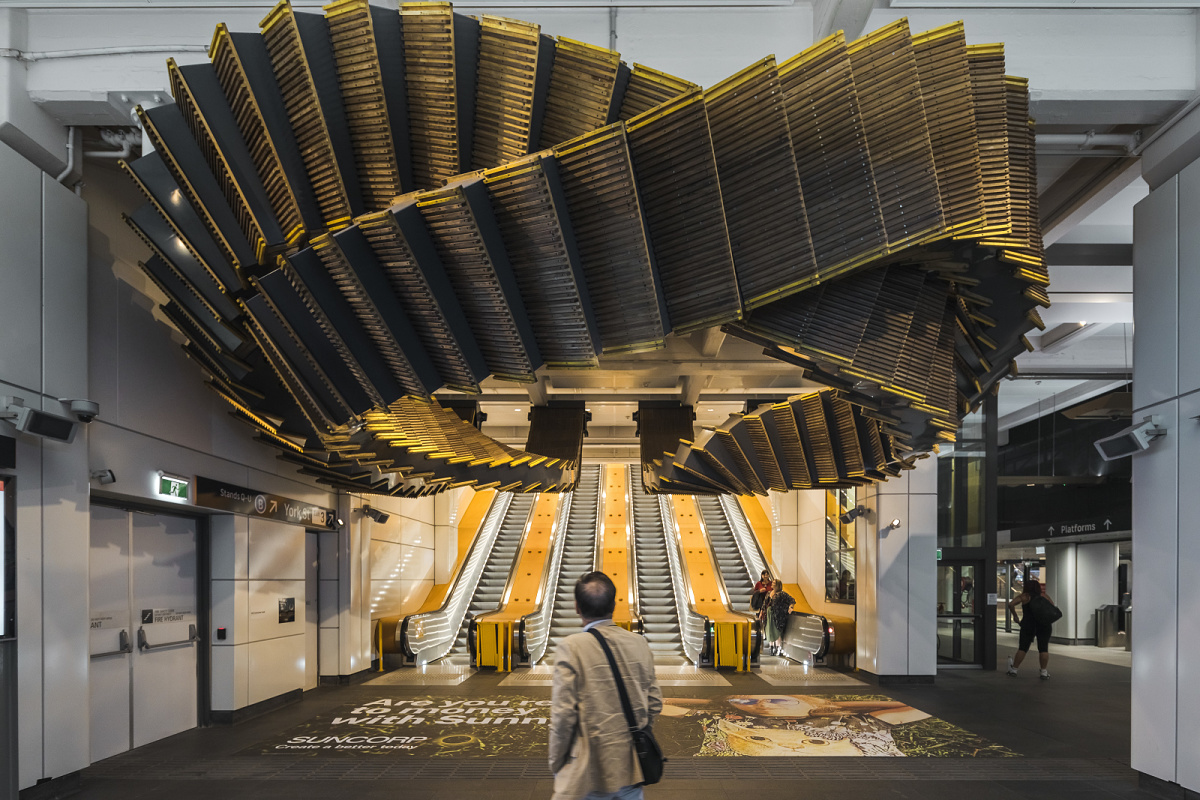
[71,645,1157,800]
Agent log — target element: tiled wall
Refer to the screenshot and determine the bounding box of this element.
[211,516,307,710]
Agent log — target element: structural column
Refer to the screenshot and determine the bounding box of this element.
[856,458,938,681]
[1128,129,1200,794]
[1044,541,1118,645]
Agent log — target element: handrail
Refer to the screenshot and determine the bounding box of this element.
[721,495,831,660]
[624,465,642,634]
[519,488,574,664]
[91,629,132,659]
[138,624,199,650]
[402,491,513,663]
[657,494,711,665]
[592,466,605,572]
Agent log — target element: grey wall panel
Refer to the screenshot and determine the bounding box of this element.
[41,174,88,402]
[1176,390,1200,792]
[0,143,43,392]
[1132,180,1179,412]
[1129,398,1179,784]
[13,432,43,790]
[113,279,215,455]
[39,432,90,778]
[1177,160,1200,396]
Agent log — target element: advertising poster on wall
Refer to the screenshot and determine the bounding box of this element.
[244,693,1016,758]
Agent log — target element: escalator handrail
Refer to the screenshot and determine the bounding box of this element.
[656,493,713,665]
[516,484,576,664]
[400,491,514,663]
[624,465,642,633]
[720,495,832,659]
[591,467,605,572]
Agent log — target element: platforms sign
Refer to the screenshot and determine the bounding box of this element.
[194,477,337,529]
[1009,511,1132,542]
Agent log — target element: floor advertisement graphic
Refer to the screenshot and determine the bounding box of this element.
[244,694,1016,758]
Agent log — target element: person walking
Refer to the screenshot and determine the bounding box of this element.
[1006,578,1057,680]
[762,580,796,656]
[550,571,663,800]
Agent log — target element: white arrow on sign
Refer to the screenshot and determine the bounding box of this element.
[1047,526,1055,535]
[1104,519,1113,530]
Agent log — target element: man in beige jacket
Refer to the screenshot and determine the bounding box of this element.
[549,572,663,800]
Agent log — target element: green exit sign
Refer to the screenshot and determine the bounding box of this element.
[159,475,189,499]
[936,548,942,561]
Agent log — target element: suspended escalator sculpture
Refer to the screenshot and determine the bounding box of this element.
[122,1,1046,496]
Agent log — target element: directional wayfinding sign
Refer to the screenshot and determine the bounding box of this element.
[1009,512,1132,543]
[194,477,338,529]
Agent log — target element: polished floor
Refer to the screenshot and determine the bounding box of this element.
[68,644,1157,800]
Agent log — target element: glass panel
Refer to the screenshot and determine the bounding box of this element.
[937,563,980,665]
[937,406,989,548]
[824,489,856,604]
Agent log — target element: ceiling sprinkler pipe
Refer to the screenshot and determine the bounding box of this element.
[1035,132,1140,152]
[84,142,134,160]
[54,126,75,184]
[0,45,208,62]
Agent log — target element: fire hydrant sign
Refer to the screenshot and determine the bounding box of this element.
[140,608,192,624]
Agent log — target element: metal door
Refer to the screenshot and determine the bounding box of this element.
[89,506,199,760]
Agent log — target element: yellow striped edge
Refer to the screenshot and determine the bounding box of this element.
[705,56,777,102]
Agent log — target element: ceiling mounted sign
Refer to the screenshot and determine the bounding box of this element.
[195,476,337,529]
[1009,512,1132,542]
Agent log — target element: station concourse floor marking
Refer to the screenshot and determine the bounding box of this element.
[363,665,474,686]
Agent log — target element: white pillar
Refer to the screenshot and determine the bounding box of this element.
[1128,146,1200,794]
[1046,542,1118,644]
[856,458,937,680]
[1,142,89,791]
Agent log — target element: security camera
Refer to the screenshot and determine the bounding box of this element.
[839,505,867,525]
[62,399,100,423]
[1,396,79,444]
[1094,416,1166,462]
[362,505,390,524]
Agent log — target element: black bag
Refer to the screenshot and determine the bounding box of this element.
[587,628,666,786]
[750,590,765,611]
[1028,595,1063,625]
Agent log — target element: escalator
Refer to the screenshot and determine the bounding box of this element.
[630,470,687,665]
[696,495,756,613]
[544,464,601,660]
[444,492,536,665]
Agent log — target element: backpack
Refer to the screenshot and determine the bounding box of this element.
[1027,594,1063,625]
[750,591,765,611]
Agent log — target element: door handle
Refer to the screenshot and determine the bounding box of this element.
[137,623,200,651]
[91,629,133,659]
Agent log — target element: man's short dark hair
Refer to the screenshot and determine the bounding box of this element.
[575,571,617,620]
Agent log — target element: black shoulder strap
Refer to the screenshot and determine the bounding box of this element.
[587,627,639,733]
